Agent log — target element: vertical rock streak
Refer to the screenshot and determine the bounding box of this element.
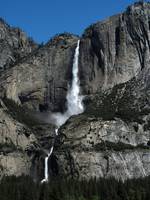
[41,40,84,182]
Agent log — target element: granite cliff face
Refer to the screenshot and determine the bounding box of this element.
[79,2,150,94]
[55,115,150,181]
[0,18,37,71]
[0,33,78,112]
[54,2,150,181]
[0,1,150,181]
[0,99,37,178]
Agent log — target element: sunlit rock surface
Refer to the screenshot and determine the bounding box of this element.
[55,116,150,180]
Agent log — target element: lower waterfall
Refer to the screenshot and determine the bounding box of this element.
[41,40,84,182]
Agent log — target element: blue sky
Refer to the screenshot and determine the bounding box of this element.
[0,0,139,43]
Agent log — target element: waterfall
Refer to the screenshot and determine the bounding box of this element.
[41,40,84,182]
[51,40,84,127]
[66,40,84,116]
[41,146,54,183]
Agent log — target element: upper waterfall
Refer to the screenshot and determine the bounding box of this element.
[52,39,84,127]
[66,40,84,116]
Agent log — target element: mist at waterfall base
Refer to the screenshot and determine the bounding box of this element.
[41,40,84,182]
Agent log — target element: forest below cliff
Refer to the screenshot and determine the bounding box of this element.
[0,175,150,200]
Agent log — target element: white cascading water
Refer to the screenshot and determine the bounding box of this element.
[41,40,84,182]
[41,128,58,183]
[66,40,84,116]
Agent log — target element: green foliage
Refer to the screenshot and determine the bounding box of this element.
[85,78,148,124]
[94,141,134,151]
[47,32,78,47]
[3,97,43,128]
[0,142,17,153]
[0,175,150,200]
[0,175,39,200]
[94,141,149,152]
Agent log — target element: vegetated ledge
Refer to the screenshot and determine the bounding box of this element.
[0,142,20,154]
[2,97,46,128]
[57,140,150,153]
[93,141,150,152]
[85,76,150,124]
